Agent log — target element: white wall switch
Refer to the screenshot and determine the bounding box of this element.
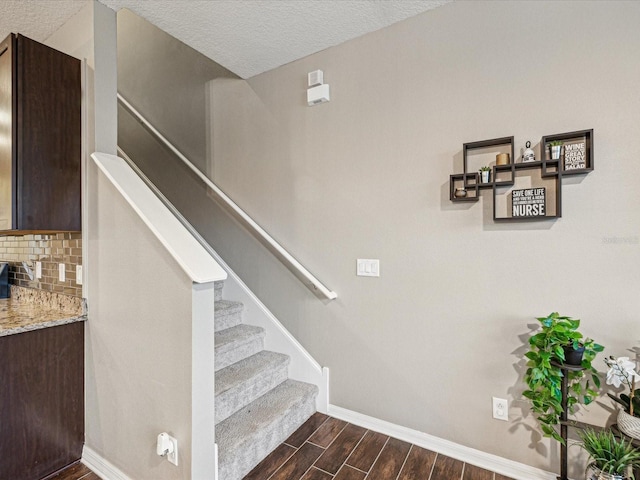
[35,261,42,279]
[76,265,83,285]
[58,263,65,282]
[357,259,380,277]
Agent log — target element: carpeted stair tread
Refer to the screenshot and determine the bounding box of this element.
[215,324,265,372]
[216,379,318,480]
[215,351,289,424]
[214,300,244,332]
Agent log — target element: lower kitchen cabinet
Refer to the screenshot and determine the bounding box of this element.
[0,322,84,480]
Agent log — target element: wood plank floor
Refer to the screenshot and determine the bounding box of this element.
[244,413,516,480]
[51,415,516,480]
[45,461,100,480]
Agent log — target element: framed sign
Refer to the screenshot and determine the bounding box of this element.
[563,139,587,171]
[512,187,546,218]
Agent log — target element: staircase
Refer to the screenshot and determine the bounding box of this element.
[214,281,318,480]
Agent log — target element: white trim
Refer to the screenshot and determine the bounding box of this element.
[114,147,330,413]
[117,93,336,300]
[82,446,132,480]
[191,283,217,478]
[327,405,557,480]
[213,443,219,480]
[91,152,227,284]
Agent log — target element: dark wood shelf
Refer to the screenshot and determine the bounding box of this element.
[451,197,479,203]
[558,419,602,431]
[449,131,593,223]
[450,173,479,202]
[542,129,593,174]
[551,360,585,372]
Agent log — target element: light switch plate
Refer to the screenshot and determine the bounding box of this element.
[35,261,42,279]
[357,259,380,277]
[76,265,83,285]
[59,263,65,282]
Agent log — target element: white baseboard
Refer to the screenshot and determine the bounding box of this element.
[327,405,557,480]
[82,446,132,480]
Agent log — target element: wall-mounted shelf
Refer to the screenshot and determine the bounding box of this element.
[542,129,593,175]
[449,130,593,222]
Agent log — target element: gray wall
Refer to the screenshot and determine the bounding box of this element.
[117,9,238,173]
[205,1,640,476]
[111,0,640,476]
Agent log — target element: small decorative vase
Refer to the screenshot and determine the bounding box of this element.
[617,409,640,440]
[550,145,562,160]
[585,463,627,480]
[481,170,490,183]
[454,188,467,198]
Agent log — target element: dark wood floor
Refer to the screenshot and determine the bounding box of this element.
[244,413,515,480]
[45,462,100,480]
[51,415,516,480]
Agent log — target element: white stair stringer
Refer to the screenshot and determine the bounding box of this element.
[213,279,320,480]
[208,252,329,414]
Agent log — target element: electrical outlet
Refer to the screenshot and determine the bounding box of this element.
[157,433,178,466]
[76,265,83,285]
[35,261,42,279]
[167,437,178,466]
[58,263,65,282]
[492,397,508,421]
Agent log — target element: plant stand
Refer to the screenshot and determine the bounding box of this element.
[556,362,598,480]
[555,364,640,480]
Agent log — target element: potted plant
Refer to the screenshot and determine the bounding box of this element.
[523,312,604,443]
[479,166,491,183]
[578,428,640,480]
[605,355,640,440]
[549,140,563,160]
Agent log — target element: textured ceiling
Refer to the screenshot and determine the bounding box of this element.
[0,0,87,44]
[0,0,451,79]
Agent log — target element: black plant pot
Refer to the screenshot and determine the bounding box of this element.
[563,344,585,366]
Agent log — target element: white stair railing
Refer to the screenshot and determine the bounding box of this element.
[117,93,337,300]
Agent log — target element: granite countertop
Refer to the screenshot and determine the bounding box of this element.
[0,286,87,337]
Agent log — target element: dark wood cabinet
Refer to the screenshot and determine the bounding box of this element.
[0,322,84,480]
[0,33,81,232]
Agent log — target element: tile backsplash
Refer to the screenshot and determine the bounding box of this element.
[0,232,82,297]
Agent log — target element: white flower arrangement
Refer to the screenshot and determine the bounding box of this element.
[604,356,640,416]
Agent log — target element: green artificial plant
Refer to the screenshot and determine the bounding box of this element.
[523,312,604,443]
[578,428,640,478]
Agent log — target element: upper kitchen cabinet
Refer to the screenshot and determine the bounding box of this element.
[0,33,81,232]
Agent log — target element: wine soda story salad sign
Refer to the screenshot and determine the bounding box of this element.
[564,140,586,170]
